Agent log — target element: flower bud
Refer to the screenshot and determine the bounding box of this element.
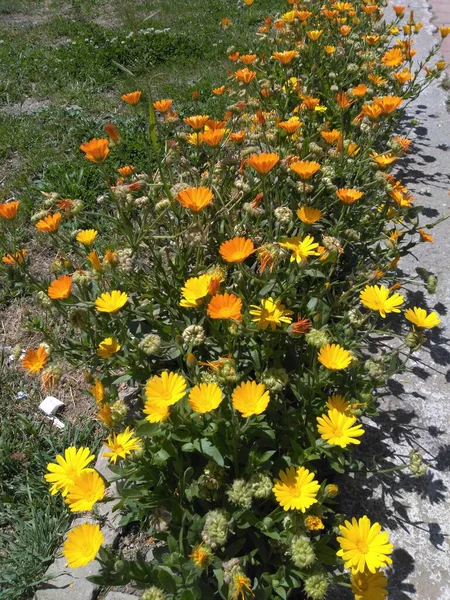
[138,333,161,356]
[69,308,89,330]
[409,449,428,477]
[427,274,437,294]
[305,329,331,348]
[303,572,329,600]
[201,510,229,549]
[227,479,253,509]
[324,484,339,498]
[405,329,426,350]
[290,536,316,568]
[140,587,167,600]
[182,324,205,346]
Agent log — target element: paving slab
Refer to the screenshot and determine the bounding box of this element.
[104,593,139,600]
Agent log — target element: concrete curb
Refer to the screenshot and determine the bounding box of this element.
[34,447,121,600]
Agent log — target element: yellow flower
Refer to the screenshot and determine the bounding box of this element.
[103,427,142,464]
[65,470,105,512]
[44,446,95,496]
[337,515,393,573]
[189,382,223,413]
[317,409,365,448]
[273,466,320,512]
[249,297,293,331]
[95,290,128,313]
[97,337,121,359]
[360,284,404,318]
[351,570,388,600]
[180,274,213,308]
[404,307,440,328]
[232,381,270,417]
[90,378,104,404]
[279,235,320,264]
[318,343,352,370]
[145,371,187,407]
[326,394,350,413]
[230,573,254,600]
[143,399,170,423]
[63,522,104,568]
[76,229,98,246]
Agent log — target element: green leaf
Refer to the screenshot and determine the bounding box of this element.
[193,438,224,466]
[112,374,132,385]
[158,569,177,594]
[180,591,196,600]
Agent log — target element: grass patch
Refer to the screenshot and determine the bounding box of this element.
[0,352,101,600]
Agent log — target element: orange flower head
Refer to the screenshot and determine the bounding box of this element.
[360,103,383,120]
[297,206,322,224]
[177,187,214,212]
[235,68,257,84]
[22,346,48,374]
[80,138,109,163]
[212,85,226,95]
[336,91,353,109]
[0,200,20,220]
[290,160,321,180]
[2,249,27,265]
[393,69,413,84]
[381,47,404,68]
[393,5,406,17]
[200,128,226,147]
[370,152,398,169]
[368,74,387,86]
[228,51,240,62]
[272,50,298,65]
[48,275,72,300]
[207,293,243,321]
[296,10,312,21]
[301,96,321,110]
[117,165,134,176]
[340,25,352,36]
[418,228,434,242]
[240,53,257,65]
[153,99,173,113]
[247,152,280,174]
[351,84,367,97]
[374,96,403,114]
[184,115,210,131]
[336,188,364,204]
[76,229,98,246]
[219,237,255,263]
[278,117,302,135]
[289,314,312,335]
[207,119,227,130]
[36,213,62,233]
[229,130,246,144]
[121,91,142,105]
[321,130,341,144]
[104,123,120,142]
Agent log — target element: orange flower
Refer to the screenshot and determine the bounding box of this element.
[88,250,102,271]
[207,293,243,320]
[240,53,257,65]
[336,188,364,204]
[117,165,134,176]
[36,213,62,233]
[200,128,226,147]
[351,84,367,97]
[393,5,406,17]
[296,10,312,21]
[212,85,226,95]
[360,104,383,120]
[177,187,214,212]
[340,25,352,36]
[324,45,336,54]
[336,91,353,109]
[153,99,173,113]
[235,68,257,84]
[207,119,227,130]
[272,50,298,64]
[381,47,404,68]
[368,74,387,86]
[121,91,142,105]
[290,160,321,180]
[184,115,210,131]
[374,96,403,114]
[229,130,246,144]
[48,275,72,300]
[0,200,20,220]
[393,69,413,84]
[301,96,321,110]
[321,130,341,144]
[297,206,322,224]
[80,138,109,163]
[418,228,434,242]
[288,314,312,335]
[219,237,255,263]
[228,51,240,62]
[104,123,120,142]
[247,152,280,174]
[22,346,48,374]
[2,249,27,265]
[278,117,302,135]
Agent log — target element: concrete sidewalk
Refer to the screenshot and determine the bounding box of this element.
[428,0,450,67]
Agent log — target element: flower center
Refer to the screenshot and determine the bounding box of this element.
[356,540,369,554]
